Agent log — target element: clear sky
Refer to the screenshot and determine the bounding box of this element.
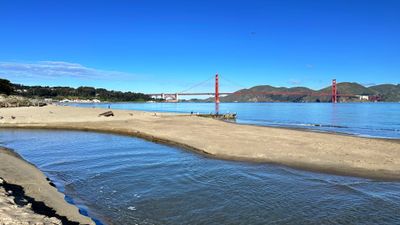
[0,0,399,93]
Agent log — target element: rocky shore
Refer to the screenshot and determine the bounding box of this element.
[0,94,46,108]
[0,147,95,225]
[0,178,64,225]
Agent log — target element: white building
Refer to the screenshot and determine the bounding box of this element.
[358,95,369,100]
[60,99,71,103]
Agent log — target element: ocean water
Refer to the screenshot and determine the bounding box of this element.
[1,129,399,225]
[67,102,400,139]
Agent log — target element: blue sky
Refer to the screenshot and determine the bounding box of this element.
[0,0,399,93]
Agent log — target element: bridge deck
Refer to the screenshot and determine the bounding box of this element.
[148,92,357,97]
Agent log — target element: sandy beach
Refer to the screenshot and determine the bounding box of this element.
[0,105,399,181]
[0,147,95,225]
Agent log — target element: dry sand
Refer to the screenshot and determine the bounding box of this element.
[0,105,399,181]
[0,147,95,225]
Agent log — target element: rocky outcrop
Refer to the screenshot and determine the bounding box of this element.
[0,95,46,108]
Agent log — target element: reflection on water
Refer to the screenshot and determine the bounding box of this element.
[67,102,400,139]
[1,129,399,225]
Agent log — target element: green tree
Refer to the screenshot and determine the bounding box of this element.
[77,86,96,97]
[0,78,12,95]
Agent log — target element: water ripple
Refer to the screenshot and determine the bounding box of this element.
[1,129,400,225]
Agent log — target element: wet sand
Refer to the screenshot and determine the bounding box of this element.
[0,147,95,225]
[1,105,400,180]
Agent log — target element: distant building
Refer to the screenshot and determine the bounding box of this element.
[357,95,369,100]
[60,99,71,103]
[60,98,101,103]
[15,89,27,93]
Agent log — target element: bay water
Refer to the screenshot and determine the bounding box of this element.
[67,102,400,139]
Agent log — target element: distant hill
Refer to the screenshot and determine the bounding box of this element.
[207,82,400,103]
[319,82,377,95]
[220,85,317,102]
[369,84,400,102]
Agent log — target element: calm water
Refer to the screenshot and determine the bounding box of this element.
[1,129,400,225]
[67,102,400,139]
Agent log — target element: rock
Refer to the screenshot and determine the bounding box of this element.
[0,94,46,108]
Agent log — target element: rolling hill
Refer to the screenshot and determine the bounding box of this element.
[207,82,400,103]
[369,84,400,102]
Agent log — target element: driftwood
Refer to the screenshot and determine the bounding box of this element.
[98,111,114,117]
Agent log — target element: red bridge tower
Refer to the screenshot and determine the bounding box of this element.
[332,79,337,103]
[215,73,220,103]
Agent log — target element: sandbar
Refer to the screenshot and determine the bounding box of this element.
[0,105,399,180]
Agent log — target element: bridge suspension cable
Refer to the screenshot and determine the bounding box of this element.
[178,75,215,94]
[219,75,247,91]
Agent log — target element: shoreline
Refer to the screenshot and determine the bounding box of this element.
[0,147,95,224]
[224,119,400,142]
[0,105,399,181]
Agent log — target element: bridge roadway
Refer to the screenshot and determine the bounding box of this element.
[147,92,357,97]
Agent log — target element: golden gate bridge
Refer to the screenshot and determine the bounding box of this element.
[147,74,374,103]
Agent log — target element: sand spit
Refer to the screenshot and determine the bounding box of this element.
[0,147,95,225]
[1,105,400,180]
